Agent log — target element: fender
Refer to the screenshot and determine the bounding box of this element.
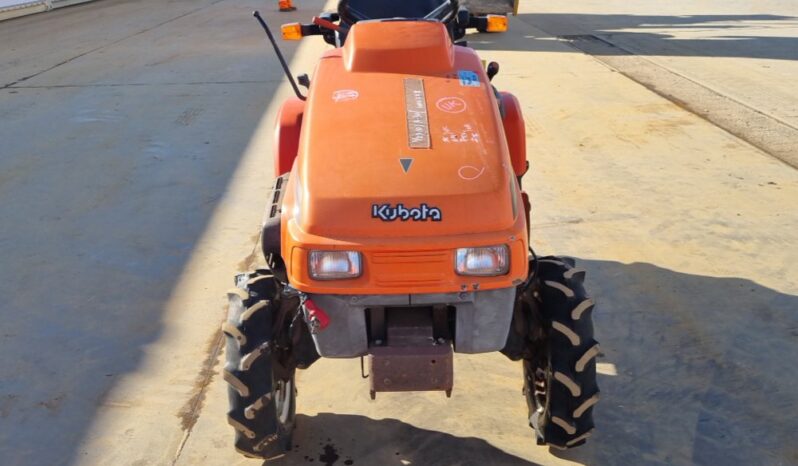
[499,92,527,178]
[274,97,305,176]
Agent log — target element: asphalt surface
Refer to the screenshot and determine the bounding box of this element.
[1,1,797,465]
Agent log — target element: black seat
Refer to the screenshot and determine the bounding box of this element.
[338,0,453,24]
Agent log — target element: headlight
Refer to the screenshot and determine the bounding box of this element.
[455,245,509,276]
[309,251,362,280]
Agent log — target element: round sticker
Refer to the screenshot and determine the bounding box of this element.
[436,97,467,114]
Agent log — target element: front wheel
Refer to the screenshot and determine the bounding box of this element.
[507,256,600,449]
[222,271,297,458]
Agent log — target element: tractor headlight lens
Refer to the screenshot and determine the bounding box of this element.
[455,245,509,276]
[309,251,362,280]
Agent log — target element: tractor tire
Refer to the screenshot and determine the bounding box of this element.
[222,270,297,458]
[520,256,600,449]
[536,256,600,449]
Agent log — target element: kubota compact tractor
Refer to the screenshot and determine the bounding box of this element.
[222,0,599,458]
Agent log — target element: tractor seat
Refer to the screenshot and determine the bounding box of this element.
[338,0,454,25]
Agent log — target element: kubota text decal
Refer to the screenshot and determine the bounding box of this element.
[372,203,442,222]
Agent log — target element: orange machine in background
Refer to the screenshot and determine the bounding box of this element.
[278,0,295,12]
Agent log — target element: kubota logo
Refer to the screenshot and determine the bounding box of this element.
[372,203,442,222]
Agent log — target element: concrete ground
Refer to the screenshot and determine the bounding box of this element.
[0,1,796,466]
[517,0,798,169]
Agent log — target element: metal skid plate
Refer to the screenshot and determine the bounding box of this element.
[368,344,453,397]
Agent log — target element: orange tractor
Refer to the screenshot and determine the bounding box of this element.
[223,0,599,458]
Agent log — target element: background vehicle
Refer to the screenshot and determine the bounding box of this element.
[223,0,599,458]
[461,0,518,15]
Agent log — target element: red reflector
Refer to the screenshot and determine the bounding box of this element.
[304,298,330,333]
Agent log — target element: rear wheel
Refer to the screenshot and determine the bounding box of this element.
[222,270,298,458]
[507,256,600,449]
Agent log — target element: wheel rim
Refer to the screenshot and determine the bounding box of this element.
[274,377,293,425]
[527,344,551,441]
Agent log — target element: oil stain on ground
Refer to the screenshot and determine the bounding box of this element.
[298,442,354,466]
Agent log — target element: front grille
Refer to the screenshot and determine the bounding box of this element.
[371,250,450,287]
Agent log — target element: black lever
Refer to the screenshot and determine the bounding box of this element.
[297,73,310,89]
[253,10,306,101]
[487,61,500,81]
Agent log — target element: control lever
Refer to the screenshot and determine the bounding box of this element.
[487,61,500,81]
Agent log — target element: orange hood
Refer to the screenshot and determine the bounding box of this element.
[293,21,518,240]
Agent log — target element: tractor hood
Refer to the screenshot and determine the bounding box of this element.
[292,21,518,240]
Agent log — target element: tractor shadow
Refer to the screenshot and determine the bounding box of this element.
[549,259,798,466]
[262,261,798,466]
[268,413,539,466]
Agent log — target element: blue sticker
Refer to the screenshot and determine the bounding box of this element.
[458,70,480,87]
